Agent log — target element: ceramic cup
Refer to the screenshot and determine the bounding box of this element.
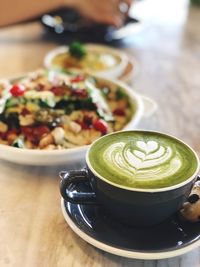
[60,131,199,226]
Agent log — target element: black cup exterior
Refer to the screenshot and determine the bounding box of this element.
[87,166,196,227]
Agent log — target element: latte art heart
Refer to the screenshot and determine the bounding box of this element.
[103,141,182,181]
[89,131,198,189]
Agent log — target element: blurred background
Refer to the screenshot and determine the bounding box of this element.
[0,0,199,143]
[0,0,199,75]
[1,2,200,265]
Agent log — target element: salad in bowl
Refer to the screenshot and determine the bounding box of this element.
[0,69,143,165]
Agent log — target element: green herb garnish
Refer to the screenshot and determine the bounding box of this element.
[69,42,86,59]
[116,87,127,100]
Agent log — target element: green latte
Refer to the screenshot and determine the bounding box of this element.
[88,131,198,189]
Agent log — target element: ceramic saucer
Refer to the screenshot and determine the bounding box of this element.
[61,198,200,260]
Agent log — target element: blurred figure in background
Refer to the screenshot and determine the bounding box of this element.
[0,0,132,27]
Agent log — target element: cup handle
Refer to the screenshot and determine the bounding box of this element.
[59,168,97,204]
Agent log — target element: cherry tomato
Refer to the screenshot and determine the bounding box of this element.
[10,84,25,96]
[93,119,108,134]
[70,75,85,83]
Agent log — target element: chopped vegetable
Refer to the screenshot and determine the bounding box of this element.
[12,136,25,148]
[0,86,12,114]
[85,80,114,122]
[70,75,85,83]
[24,90,56,108]
[10,84,25,97]
[0,70,132,149]
[93,119,108,134]
[69,42,86,59]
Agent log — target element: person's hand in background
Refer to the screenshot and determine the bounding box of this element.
[0,0,132,27]
[71,0,133,27]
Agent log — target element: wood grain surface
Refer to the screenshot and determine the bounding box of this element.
[0,0,200,266]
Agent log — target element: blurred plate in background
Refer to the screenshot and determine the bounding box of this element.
[44,44,129,79]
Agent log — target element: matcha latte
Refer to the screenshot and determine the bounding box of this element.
[88,131,198,189]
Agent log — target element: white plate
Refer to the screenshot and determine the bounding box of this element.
[0,77,157,166]
[44,44,129,79]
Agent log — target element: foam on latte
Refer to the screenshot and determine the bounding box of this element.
[88,131,198,189]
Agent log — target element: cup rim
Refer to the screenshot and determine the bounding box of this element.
[86,130,200,193]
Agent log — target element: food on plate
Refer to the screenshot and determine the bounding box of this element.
[44,42,128,77]
[179,177,200,222]
[0,70,134,150]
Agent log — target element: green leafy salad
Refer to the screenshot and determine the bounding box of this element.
[0,70,133,149]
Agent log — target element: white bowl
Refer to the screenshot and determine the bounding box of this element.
[0,77,157,166]
[44,44,129,79]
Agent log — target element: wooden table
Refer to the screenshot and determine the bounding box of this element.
[1,0,200,266]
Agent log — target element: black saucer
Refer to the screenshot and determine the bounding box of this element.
[61,197,200,259]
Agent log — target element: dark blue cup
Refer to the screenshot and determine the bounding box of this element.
[60,132,199,227]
